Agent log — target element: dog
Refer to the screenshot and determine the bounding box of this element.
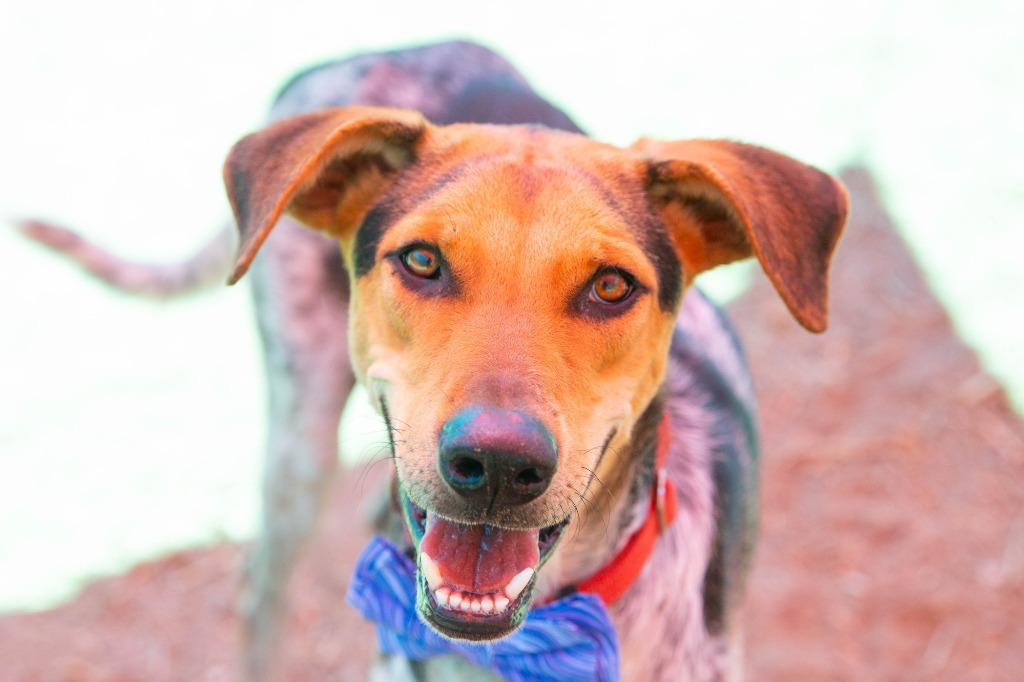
[21,40,848,681]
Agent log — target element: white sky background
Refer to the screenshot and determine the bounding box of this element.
[0,0,1021,610]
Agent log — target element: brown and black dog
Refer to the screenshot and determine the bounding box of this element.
[22,41,847,681]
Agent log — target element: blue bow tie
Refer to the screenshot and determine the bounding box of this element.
[346,536,620,682]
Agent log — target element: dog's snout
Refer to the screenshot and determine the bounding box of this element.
[438,406,557,507]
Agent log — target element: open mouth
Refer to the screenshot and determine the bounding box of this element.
[400,491,569,640]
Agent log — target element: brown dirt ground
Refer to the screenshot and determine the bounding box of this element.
[1,168,1022,681]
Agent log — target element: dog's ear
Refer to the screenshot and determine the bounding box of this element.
[223,106,428,284]
[633,138,849,332]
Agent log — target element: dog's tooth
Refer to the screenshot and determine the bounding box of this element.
[420,552,443,590]
[460,599,472,611]
[449,592,463,608]
[494,595,510,612]
[434,587,451,607]
[470,599,481,612]
[504,567,534,601]
[481,596,494,613]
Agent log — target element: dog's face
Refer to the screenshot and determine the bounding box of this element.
[347,131,681,638]
[224,107,847,641]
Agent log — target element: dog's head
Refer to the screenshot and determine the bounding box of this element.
[224,107,847,640]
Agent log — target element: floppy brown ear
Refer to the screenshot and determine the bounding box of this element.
[633,138,849,332]
[223,106,427,284]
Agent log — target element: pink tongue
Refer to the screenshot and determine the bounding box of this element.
[420,517,540,594]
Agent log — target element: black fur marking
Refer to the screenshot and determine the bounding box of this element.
[439,75,584,134]
[645,218,684,312]
[670,328,758,635]
[618,396,668,540]
[354,201,398,277]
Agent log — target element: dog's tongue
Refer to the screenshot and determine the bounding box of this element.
[420,516,539,594]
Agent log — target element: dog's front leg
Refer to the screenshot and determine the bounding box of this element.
[241,219,355,680]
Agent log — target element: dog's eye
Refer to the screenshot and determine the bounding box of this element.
[590,269,634,304]
[400,246,441,279]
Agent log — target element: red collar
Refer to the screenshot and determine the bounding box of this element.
[575,411,677,605]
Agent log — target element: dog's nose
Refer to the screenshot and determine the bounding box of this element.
[438,406,558,507]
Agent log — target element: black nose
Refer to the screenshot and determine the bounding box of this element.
[438,406,558,507]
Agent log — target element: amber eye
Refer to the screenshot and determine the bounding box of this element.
[400,246,441,279]
[591,269,634,304]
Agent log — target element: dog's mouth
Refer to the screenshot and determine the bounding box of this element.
[400,491,569,641]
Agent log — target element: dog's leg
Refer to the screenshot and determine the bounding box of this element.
[241,218,354,680]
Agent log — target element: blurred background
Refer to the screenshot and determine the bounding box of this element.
[0,0,1021,629]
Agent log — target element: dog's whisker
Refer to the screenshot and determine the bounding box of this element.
[569,477,611,543]
[580,465,614,507]
[353,444,399,492]
[337,426,394,443]
[558,486,592,547]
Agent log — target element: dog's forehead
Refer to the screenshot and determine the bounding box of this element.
[354,124,683,310]
[403,125,645,217]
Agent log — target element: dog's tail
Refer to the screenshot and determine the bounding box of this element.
[17,220,235,298]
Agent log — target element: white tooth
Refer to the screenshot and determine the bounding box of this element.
[434,587,451,607]
[494,595,510,612]
[420,552,443,590]
[449,592,463,608]
[460,599,472,611]
[504,568,534,601]
[481,596,494,613]
[470,599,481,612]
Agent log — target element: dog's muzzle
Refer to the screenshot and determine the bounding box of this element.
[402,406,569,640]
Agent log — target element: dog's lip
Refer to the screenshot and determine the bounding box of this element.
[400,491,570,640]
[401,492,429,544]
